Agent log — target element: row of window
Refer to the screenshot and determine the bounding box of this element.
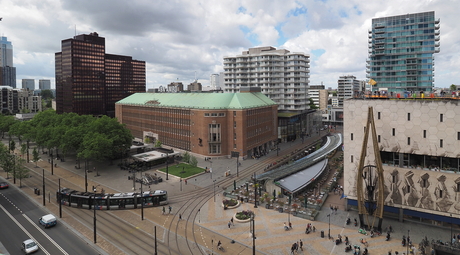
[204,113,225,117]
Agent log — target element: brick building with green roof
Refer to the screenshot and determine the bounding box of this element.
[115,90,278,158]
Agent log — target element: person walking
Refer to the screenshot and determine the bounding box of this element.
[299,239,303,251]
[168,206,172,214]
[179,214,182,221]
[295,241,299,252]
[162,206,165,215]
[230,217,234,226]
[228,221,231,228]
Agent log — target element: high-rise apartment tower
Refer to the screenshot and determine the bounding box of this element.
[0,36,16,87]
[367,11,440,92]
[223,46,310,112]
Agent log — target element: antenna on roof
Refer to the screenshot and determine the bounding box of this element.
[194,71,197,82]
[74,24,77,37]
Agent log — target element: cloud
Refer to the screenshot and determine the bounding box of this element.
[0,0,457,90]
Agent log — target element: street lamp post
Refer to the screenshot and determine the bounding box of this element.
[251,214,256,255]
[84,160,88,192]
[58,179,62,218]
[141,181,144,220]
[213,180,216,202]
[13,154,16,184]
[93,194,97,244]
[166,153,169,180]
[254,173,258,208]
[276,141,279,157]
[50,149,54,175]
[407,230,410,255]
[42,168,45,206]
[327,214,331,238]
[451,213,453,247]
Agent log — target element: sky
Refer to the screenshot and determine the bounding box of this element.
[1,0,459,90]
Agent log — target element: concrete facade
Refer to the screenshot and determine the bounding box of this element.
[344,98,460,223]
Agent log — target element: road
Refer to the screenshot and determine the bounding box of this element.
[0,183,100,255]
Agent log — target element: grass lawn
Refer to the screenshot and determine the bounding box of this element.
[158,163,204,178]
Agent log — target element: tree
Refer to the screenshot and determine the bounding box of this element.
[20,143,27,160]
[450,84,457,92]
[15,159,30,188]
[0,115,16,139]
[32,147,40,168]
[189,156,198,167]
[182,152,190,163]
[0,144,14,178]
[41,89,54,100]
[154,140,162,148]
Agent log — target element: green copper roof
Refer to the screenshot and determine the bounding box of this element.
[116,92,277,109]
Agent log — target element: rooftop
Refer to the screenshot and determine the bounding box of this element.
[116,92,277,110]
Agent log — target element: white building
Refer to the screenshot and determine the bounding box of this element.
[223,46,310,112]
[309,85,325,109]
[338,75,360,107]
[210,74,220,90]
[0,86,42,114]
[344,98,460,225]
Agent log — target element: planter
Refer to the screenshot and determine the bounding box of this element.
[233,211,255,223]
[222,199,240,209]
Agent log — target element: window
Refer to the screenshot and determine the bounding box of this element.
[407,137,410,145]
[204,113,209,117]
[351,133,353,141]
[234,121,236,128]
[392,128,395,136]
[440,114,443,122]
[233,111,236,117]
[440,139,443,148]
[423,130,426,138]
[378,112,381,119]
[351,155,353,163]
[209,124,221,142]
[234,144,237,149]
[407,113,410,121]
[234,133,236,140]
[378,135,381,143]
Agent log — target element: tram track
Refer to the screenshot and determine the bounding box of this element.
[9,135,325,255]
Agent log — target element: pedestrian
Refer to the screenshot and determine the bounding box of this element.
[313,225,316,232]
[228,221,231,228]
[295,241,299,252]
[168,206,172,214]
[185,179,187,185]
[162,206,165,215]
[299,239,303,251]
[179,214,182,221]
[330,204,333,214]
[230,217,234,226]
[291,243,295,254]
[289,222,292,229]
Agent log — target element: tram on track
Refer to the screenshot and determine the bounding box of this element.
[57,188,168,210]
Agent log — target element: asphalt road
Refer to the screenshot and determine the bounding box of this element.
[0,183,100,255]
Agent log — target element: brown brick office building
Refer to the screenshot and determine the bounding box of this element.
[115,90,278,158]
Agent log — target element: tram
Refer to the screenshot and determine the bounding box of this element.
[57,188,168,210]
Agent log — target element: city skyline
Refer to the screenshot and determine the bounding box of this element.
[0,1,459,90]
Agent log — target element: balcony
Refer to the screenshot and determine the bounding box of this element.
[374,23,385,28]
[435,36,440,41]
[435,18,440,24]
[435,29,440,35]
[435,47,440,53]
[374,29,385,34]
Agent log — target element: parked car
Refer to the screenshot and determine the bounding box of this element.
[0,182,8,189]
[38,214,57,228]
[21,239,38,254]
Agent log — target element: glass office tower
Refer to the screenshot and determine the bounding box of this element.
[367,11,440,93]
[55,32,145,117]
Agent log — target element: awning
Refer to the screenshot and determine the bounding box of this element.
[276,159,328,194]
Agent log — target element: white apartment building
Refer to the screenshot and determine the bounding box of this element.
[338,75,360,107]
[210,74,220,90]
[0,86,42,114]
[223,46,310,112]
[309,85,325,109]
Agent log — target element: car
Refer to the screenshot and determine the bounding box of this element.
[21,239,38,254]
[38,214,57,228]
[0,182,8,189]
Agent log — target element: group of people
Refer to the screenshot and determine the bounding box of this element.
[305,223,315,234]
[330,204,339,214]
[290,239,303,254]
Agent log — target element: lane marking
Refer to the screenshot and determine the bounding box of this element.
[0,204,51,255]
[23,214,70,255]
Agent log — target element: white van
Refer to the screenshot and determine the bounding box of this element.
[39,214,57,228]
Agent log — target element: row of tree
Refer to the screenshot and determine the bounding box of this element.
[0,110,133,177]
